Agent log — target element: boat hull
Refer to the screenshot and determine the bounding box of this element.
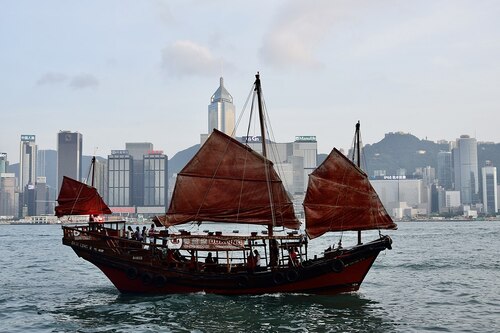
[63,230,391,295]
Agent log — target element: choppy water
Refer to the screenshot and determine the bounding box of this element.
[1,222,499,332]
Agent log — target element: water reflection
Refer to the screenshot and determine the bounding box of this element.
[53,291,396,333]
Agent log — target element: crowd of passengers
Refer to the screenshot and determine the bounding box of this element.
[120,224,302,270]
[125,223,158,241]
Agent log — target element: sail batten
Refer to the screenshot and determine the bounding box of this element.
[304,148,396,239]
[162,130,300,229]
[55,176,111,217]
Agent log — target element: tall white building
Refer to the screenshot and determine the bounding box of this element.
[19,134,37,191]
[208,77,235,136]
[453,135,478,205]
[482,161,498,214]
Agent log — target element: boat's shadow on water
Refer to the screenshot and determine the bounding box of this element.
[53,290,398,333]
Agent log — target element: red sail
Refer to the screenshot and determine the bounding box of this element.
[304,148,396,239]
[55,176,112,217]
[161,130,300,229]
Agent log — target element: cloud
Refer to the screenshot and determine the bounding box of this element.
[36,72,99,89]
[36,72,68,86]
[69,74,99,89]
[259,1,342,69]
[162,40,222,78]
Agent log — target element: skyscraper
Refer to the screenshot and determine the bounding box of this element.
[143,152,168,207]
[19,134,37,191]
[107,143,168,216]
[453,135,478,205]
[108,150,133,208]
[482,161,498,214]
[57,131,83,192]
[0,173,18,217]
[208,77,235,136]
[437,151,453,190]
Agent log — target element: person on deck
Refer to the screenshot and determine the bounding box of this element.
[126,226,133,239]
[134,227,142,241]
[288,248,299,267]
[166,249,179,267]
[205,252,215,264]
[188,251,197,271]
[148,224,156,237]
[247,251,256,271]
[141,226,147,240]
[253,250,261,268]
[269,239,279,268]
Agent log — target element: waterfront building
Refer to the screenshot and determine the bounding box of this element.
[141,151,168,214]
[437,189,461,214]
[452,135,478,205]
[108,144,168,216]
[208,77,235,137]
[19,135,37,192]
[293,136,318,192]
[24,179,50,216]
[57,131,83,191]
[482,161,498,214]
[0,173,18,218]
[107,150,133,210]
[35,177,50,215]
[437,151,453,190]
[370,177,425,216]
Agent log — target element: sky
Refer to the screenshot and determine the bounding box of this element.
[1,0,500,164]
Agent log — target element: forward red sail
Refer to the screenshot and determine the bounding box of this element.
[55,176,112,217]
[161,130,300,229]
[304,148,396,239]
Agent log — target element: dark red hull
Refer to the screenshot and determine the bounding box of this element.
[63,227,392,295]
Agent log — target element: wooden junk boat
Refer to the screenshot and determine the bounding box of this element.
[60,73,396,295]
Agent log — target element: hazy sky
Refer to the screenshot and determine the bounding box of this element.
[2,0,500,164]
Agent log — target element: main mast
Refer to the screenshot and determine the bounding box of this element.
[89,156,96,222]
[354,121,362,245]
[254,72,275,238]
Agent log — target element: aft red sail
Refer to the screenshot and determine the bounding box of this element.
[55,176,112,217]
[304,148,396,239]
[161,130,300,229]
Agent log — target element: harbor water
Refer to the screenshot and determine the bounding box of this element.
[1,221,499,332]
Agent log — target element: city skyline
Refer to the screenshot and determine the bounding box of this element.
[2,1,500,164]
[3,127,500,166]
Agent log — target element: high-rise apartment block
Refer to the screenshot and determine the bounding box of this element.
[57,131,83,191]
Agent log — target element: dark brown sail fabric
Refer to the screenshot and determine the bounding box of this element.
[162,130,300,229]
[304,148,396,239]
[55,176,112,217]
